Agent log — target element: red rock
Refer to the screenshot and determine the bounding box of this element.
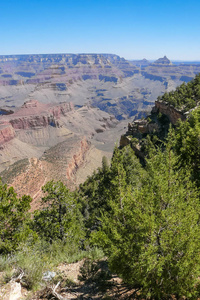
[1,100,74,131]
[66,137,90,180]
[0,124,15,144]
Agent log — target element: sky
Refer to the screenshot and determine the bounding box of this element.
[0,0,200,60]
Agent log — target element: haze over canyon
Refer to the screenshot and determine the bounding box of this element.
[0,53,200,202]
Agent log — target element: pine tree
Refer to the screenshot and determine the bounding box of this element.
[93,144,200,299]
[0,181,32,253]
[174,107,200,184]
[33,181,84,244]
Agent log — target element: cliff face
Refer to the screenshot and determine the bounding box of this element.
[0,124,15,144]
[66,137,90,180]
[153,56,172,65]
[10,115,59,130]
[154,100,186,124]
[0,136,91,209]
[49,102,74,118]
[10,100,74,130]
[127,119,159,136]
[120,99,186,158]
[0,100,75,136]
[0,97,119,205]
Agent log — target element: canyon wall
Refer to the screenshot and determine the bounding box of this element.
[0,100,75,140]
[1,136,91,210]
[66,137,90,181]
[0,124,15,144]
[10,115,59,130]
[154,100,186,124]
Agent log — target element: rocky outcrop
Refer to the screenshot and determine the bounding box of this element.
[153,56,173,65]
[120,135,145,160]
[49,102,74,118]
[10,115,59,130]
[120,100,185,149]
[154,100,186,124]
[1,136,91,208]
[1,100,74,131]
[0,123,15,144]
[127,119,159,136]
[120,99,188,161]
[66,137,90,180]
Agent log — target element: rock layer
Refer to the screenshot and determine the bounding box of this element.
[0,123,15,144]
[66,137,90,180]
[1,136,91,209]
[154,100,186,124]
[0,100,74,139]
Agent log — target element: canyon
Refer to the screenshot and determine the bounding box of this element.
[1,54,200,121]
[0,99,118,203]
[0,53,200,203]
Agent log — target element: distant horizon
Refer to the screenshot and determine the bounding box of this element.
[0,52,200,63]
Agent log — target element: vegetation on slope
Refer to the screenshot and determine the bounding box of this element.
[158,73,200,111]
[92,142,200,299]
[1,76,200,298]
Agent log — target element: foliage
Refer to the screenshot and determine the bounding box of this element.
[33,180,84,244]
[173,106,200,184]
[78,259,112,292]
[2,72,200,297]
[78,157,111,232]
[0,181,32,254]
[158,73,200,111]
[93,143,200,299]
[15,243,48,290]
[78,146,143,232]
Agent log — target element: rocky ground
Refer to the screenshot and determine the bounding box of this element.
[0,259,137,300]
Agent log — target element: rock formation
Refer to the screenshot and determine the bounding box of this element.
[0,53,199,121]
[0,123,15,144]
[120,97,191,160]
[153,56,173,65]
[0,137,94,209]
[66,137,90,180]
[0,100,75,140]
[153,100,186,124]
[0,98,119,209]
[3,100,74,130]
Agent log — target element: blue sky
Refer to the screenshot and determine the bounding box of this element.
[0,0,200,60]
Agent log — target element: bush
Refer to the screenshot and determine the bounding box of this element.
[93,143,200,299]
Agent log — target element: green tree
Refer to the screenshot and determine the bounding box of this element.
[93,144,200,299]
[174,107,200,184]
[78,146,143,232]
[0,181,32,253]
[78,158,111,232]
[33,181,84,244]
[158,73,200,110]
